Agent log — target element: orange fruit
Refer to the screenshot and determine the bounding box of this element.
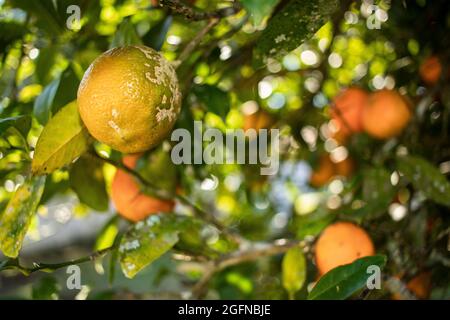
[310,155,336,187]
[334,156,355,177]
[77,45,182,153]
[330,87,369,135]
[310,154,354,187]
[362,89,411,139]
[243,109,274,132]
[111,154,175,222]
[407,272,432,299]
[315,222,375,275]
[419,56,442,85]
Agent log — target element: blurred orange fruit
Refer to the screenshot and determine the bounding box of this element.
[362,89,411,139]
[331,87,369,135]
[315,222,375,275]
[111,154,174,222]
[407,272,432,299]
[310,154,336,187]
[310,154,354,187]
[77,45,181,153]
[243,109,274,132]
[419,56,442,85]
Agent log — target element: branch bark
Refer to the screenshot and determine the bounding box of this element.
[160,0,242,21]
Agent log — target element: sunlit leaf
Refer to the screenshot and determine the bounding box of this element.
[0,175,46,258]
[32,101,92,175]
[254,0,338,66]
[241,0,279,26]
[95,216,119,251]
[282,246,306,298]
[308,255,387,300]
[119,214,181,278]
[397,155,450,207]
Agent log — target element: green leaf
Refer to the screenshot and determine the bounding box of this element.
[35,45,58,85]
[32,276,60,300]
[0,21,27,53]
[9,0,63,36]
[0,115,31,139]
[253,0,338,66]
[33,77,60,125]
[110,17,142,48]
[397,155,450,207]
[143,15,173,51]
[0,175,46,258]
[69,155,108,211]
[348,167,396,221]
[33,65,80,125]
[308,255,387,300]
[241,0,279,26]
[282,246,307,298]
[95,216,119,251]
[32,101,92,175]
[119,214,181,278]
[192,84,230,120]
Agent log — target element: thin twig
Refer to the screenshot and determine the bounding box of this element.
[191,239,302,299]
[176,17,220,65]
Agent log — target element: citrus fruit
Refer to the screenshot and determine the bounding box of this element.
[362,89,411,139]
[111,154,175,222]
[309,154,336,187]
[407,272,432,299]
[331,87,369,135]
[243,109,274,132]
[310,154,354,187]
[315,222,375,275]
[419,56,442,85]
[77,45,181,153]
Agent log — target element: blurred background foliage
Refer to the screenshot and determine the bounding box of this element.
[0,0,449,300]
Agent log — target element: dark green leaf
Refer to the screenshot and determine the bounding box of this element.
[348,167,396,221]
[110,17,142,48]
[32,276,60,300]
[241,0,279,26]
[193,84,230,120]
[308,255,387,300]
[397,155,450,207]
[254,0,338,66]
[0,115,31,139]
[33,64,80,125]
[143,15,173,50]
[0,21,27,53]
[35,46,58,85]
[69,155,108,211]
[0,175,46,258]
[32,101,92,175]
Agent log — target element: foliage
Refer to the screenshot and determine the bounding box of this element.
[0,0,449,300]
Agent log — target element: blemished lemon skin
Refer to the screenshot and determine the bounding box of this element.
[77,45,181,153]
[315,222,375,275]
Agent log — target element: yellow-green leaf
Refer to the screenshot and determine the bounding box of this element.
[282,246,307,298]
[119,214,180,278]
[32,101,92,175]
[0,175,46,258]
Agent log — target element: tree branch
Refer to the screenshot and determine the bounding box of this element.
[160,0,242,21]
